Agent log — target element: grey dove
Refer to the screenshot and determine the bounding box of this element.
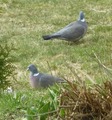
[42,11,87,42]
[27,64,65,88]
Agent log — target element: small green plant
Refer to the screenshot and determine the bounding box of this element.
[26,85,61,120]
[0,42,16,92]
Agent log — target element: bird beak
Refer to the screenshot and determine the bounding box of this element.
[26,67,29,71]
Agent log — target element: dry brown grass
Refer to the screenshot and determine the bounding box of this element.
[58,75,112,120]
[54,57,112,120]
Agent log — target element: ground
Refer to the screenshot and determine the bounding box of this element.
[0,0,112,119]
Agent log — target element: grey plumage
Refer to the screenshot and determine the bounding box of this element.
[27,64,65,88]
[42,11,87,42]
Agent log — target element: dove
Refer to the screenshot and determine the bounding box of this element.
[27,64,65,88]
[42,11,87,42]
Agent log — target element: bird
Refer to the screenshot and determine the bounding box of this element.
[27,64,65,88]
[42,11,87,42]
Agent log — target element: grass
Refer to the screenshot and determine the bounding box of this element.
[58,79,112,120]
[0,0,112,119]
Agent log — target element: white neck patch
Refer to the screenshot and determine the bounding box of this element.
[33,73,39,76]
[81,18,85,22]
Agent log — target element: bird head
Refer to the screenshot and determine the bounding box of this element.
[78,11,85,22]
[27,64,38,74]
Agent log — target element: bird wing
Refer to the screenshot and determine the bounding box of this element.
[61,24,85,40]
[52,22,75,36]
[39,74,56,87]
[39,74,64,87]
[52,21,85,40]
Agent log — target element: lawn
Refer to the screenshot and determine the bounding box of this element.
[0,0,112,119]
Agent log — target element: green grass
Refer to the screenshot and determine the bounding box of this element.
[0,0,112,119]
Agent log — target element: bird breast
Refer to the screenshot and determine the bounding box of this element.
[30,75,39,88]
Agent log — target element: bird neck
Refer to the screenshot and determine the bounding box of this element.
[33,73,39,76]
[80,18,85,22]
[78,18,86,22]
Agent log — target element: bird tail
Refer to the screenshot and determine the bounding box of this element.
[57,78,67,83]
[42,35,52,40]
[42,34,61,40]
